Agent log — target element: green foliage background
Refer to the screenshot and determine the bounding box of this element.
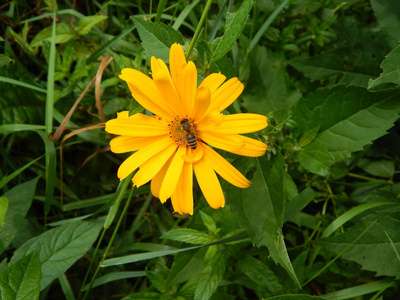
[1,0,400,299]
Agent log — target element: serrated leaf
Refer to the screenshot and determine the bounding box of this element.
[369,45,400,89]
[0,197,8,227]
[194,251,226,300]
[210,0,253,62]
[76,15,108,35]
[228,154,299,286]
[199,211,217,234]
[316,207,400,277]
[10,220,103,290]
[162,228,214,245]
[0,252,42,300]
[370,0,400,48]
[131,17,183,62]
[0,178,39,254]
[31,22,77,47]
[146,258,170,294]
[293,86,400,176]
[237,256,283,294]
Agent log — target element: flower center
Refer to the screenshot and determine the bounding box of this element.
[168,117,199,149]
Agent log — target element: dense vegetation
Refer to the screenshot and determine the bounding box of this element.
[1,0,400,299]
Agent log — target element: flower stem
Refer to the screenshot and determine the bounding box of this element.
[186,0,213,59]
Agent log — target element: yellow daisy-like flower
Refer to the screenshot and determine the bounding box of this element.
[105,43,268,215]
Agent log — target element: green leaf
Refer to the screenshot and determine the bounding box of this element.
[194,251,226,300]
[237,256,283,294]
[293,86,400,176]
[0,178,39,255]
[0,197,8,227]
[242,46,296,121]
[358,159,395,178]
[168,248,207,286]
[228,154,299,286]
[370,0,400,48]
[283,187,318,223]
[162,228,215,245]
[76,15,108,35]
[131,16,183,62]
[31,22,77,47]
[146,258,170,294]
[0,252,42,300]
[209,0,253,62]
[289,52,372,87]
[10,220,103,290]
[368,44,400,89]
[316,206,400,277]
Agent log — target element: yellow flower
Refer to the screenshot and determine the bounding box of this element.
[105,43,268,215]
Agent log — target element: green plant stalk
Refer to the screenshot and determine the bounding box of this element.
[155,0,168,23]
[82,186,136,300]
[186,0,213,59]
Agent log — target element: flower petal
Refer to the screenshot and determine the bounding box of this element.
[198,73,226,94]
[203,145,250,188]
[132,143,178,187]
[159,146,187,202]
[119,68,173,118]
[192,86,211,121]
[208,77,244,112]
[105,113,169,136]
[193,158,224,209]
[151,57,185,116]
[110,135,162,153]
[182,142,205,163]
[169,43,187,98]
[182,61,197,116]
[200,131,245,152]
[117,136,173,180]
[229,135,268,157]
[171,162,193,215]
[151,157,172,201]
[214,113,268,134]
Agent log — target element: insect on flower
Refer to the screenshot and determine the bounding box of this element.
[105,43,268,215]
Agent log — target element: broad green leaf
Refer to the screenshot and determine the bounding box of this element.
[242,46,297,122]
[370,0,400,48]
[316,207,400,277]
[0,178,39,254]
[199,211,217,234]
[194,251,226,300]
[162,228,215,245]
[76,15,108,36]
[167,248,207,286]
[31,22,77,47]
[289,52,372,87]
[358,159,395,178]
[0,197,8,227]
[0,252,41,300]
[146,259,170,294]
[10,220,103,290]
[228,154,299,285]
[293,86,400,176]
[131,16,183,62]
[237,256,283,294]
[368,44,400,89]
[209,0,253,62]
